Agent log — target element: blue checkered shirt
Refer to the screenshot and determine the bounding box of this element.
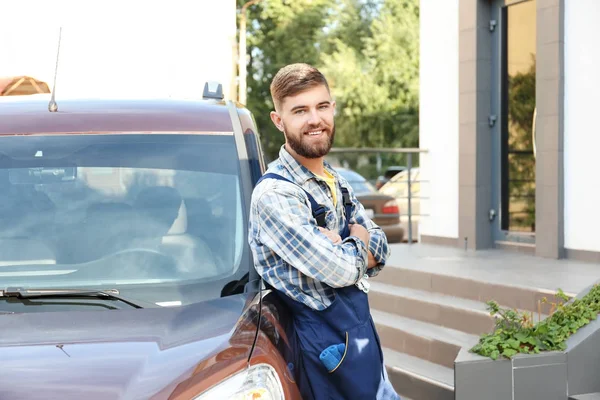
[248,146,391,310]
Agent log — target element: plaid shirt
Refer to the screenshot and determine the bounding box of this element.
[248,146,391,310]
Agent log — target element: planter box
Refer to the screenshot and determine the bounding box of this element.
[455,348,567,400]
[564,293,600,397]
[455,282,600,400]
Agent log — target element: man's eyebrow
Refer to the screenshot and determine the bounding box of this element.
[290,105,307,112]
[289,101,331,112]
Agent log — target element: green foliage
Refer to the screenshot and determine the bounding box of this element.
[470,285,600,360]
[320,0,419,150]
[242,0,420,162]
[243,0,335,162]
[319,0,379,55]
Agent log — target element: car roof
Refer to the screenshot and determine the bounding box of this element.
[388,167,420,182]
[0,95,235,135]
[335,167,367,182]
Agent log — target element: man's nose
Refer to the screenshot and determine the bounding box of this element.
[307,108,321,125]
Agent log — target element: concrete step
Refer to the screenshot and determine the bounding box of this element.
[369,282,548,336]
[570,394,600,400]
[376,265,568,315]
[372,309,479,369]
[369,282,496,335]
[384,347,454,400]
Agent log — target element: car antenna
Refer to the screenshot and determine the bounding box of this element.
[48,27,62,113]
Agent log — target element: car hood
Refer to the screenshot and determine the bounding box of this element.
[0,294,258,400]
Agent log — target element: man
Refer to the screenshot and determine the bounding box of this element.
[248,63,399,400]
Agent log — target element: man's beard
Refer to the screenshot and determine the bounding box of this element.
[284,125,336,159]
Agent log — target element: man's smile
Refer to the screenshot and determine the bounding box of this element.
[305,128,326,137]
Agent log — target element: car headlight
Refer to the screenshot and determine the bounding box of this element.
[194,363,285,400]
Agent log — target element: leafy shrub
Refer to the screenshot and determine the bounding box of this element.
[471,285,600,360]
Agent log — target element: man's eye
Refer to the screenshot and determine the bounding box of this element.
[319,105,330,110]
[294,110,306,115]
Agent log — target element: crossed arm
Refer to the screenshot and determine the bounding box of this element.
[256,184,390,287]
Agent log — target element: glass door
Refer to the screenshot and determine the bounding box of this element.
[491,0,537,244]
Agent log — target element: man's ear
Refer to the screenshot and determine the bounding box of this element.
[270,111,284,132]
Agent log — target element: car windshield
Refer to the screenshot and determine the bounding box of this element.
[336,168,376,194]
[380,168,420,197]
[0,133,248,308]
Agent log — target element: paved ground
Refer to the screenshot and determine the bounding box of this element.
[386,243,600,295]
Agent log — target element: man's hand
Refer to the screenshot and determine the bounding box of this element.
[320,224,378,269]
[367,252,377,269]
[318,227,342,244]
[349,223,370,246]
[350,224,378,269]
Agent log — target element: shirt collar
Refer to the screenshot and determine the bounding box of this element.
[277,145,338,185]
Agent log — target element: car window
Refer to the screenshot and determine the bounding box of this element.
[0,133,248,307]
[336,169,376,194]
[346,180,375,195]
[384,168,405,179]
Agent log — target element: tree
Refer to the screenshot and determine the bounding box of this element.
[320,0,419,150]
[241,0,420,164]
[319,0,379,56]
[243,0,335,162]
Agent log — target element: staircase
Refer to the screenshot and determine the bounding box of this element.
[370,264,560,400]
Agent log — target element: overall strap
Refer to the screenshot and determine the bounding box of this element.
[257,173,327,228]
[339,185,353,239]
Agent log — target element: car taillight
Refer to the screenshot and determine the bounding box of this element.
[382,200,399,214]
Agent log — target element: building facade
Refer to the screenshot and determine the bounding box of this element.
[419,0,599,261]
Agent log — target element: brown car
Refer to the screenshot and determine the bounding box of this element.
[336,168,404,243]
[0,91,302,399]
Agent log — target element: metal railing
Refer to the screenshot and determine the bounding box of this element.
[329,147,429,244]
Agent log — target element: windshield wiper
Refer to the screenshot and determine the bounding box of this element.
[0,288,144,309]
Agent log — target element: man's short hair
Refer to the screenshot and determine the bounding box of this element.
[270,63,330,110]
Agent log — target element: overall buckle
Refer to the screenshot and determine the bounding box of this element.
[355,274,370,293]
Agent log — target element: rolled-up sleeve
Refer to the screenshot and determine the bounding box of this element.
[256,184,368,288]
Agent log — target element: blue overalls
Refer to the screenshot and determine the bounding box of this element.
[257,173,385,400]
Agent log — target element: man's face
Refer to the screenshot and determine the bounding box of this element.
[270,84,336,159]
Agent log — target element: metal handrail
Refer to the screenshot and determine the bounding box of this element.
[330,147,428,244]
[329,147,428,154]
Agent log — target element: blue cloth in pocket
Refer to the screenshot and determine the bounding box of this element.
[319,343,346,372]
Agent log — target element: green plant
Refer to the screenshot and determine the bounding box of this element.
[470,285,600,360]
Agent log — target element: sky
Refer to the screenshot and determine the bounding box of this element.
[0,0,237,99]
